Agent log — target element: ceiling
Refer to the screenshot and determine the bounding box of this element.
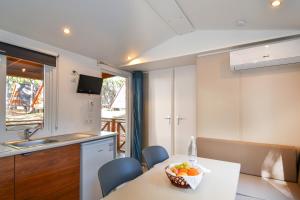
[0,0,175,66]
[176,0,300,29]
[0,0,299,66]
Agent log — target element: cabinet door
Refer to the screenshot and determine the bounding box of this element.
[174,65,197,155]
[148,69,173,154]
[0,156,14,200]
[15,144,80,200]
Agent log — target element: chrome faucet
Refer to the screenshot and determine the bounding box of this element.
[24,126,42,140]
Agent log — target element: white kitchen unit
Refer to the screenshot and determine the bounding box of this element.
[147,65,197,155]
[81,137,115,200]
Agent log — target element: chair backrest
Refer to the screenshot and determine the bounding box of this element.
[98,157,142,197]
[142,146,169,169]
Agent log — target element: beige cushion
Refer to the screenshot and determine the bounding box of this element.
[238,174,300,200]
[197,137,298,182]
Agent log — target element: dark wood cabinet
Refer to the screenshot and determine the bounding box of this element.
[0,156,15,200]
[15,144,80,200]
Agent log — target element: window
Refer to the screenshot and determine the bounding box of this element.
[0,42,57,133]
[101,74,127,154]
[6,56,44,131]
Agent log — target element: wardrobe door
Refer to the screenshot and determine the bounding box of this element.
[174,65,197,155]
[148,69,173,154]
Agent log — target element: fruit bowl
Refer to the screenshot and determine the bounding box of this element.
[165,162,203,189]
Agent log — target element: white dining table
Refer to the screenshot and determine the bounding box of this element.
[103,155,241,200]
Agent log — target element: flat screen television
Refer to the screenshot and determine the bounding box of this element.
[77,74,103,95]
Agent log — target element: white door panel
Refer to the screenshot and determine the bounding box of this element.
[81,138,115,200]
[174,65,197,155]
[148,69,173,154]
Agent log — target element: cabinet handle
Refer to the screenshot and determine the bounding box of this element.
[176,116,184,125]
[21,152,32,156]
[97,149,103,152]
[164,116,171,125]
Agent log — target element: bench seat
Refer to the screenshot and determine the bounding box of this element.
[196,137,300,200]
[239,174,300,200]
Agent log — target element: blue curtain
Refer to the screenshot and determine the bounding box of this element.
[132,71,143,162]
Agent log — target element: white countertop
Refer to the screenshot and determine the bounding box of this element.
[104,155,241,200]
[0,131,117,158]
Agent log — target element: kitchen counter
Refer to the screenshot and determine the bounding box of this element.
[0,131,117,158]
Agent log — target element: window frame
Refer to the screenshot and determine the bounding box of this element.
[0,54,57,136]
[100,64,132,157]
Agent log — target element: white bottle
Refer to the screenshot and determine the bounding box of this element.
[188,136,197,165]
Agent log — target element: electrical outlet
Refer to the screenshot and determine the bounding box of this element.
[88,100,94,112]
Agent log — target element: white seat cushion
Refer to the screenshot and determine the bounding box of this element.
[238,174,300,200]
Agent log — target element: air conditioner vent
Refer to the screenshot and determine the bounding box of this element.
[230,38,300,70]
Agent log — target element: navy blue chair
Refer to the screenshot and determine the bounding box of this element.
[142,146,169,169]
[98,157,142,197]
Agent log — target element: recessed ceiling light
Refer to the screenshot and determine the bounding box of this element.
[272,0,281,7]
[63,27,71,35]
[127,56,132,60]
[265,45,269,48]
[22,68,26,73]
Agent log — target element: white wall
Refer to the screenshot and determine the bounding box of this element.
[130,30,300,64]
[0,29,101,142]
[240,64,300,146]
[197,53,300,147]
[197,53,240,140]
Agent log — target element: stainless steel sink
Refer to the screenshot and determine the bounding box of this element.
[3,133,96,150]
[5,139,59,149]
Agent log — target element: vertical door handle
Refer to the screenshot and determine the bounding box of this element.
[164,116,171,125]
[176,116,184,125]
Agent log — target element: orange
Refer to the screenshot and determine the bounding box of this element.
[171,167,178,174]
[177,172,188,177]
[178,168,188,174]
[187,168,199,176]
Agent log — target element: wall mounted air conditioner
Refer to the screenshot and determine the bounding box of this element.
[230,38,300,70]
